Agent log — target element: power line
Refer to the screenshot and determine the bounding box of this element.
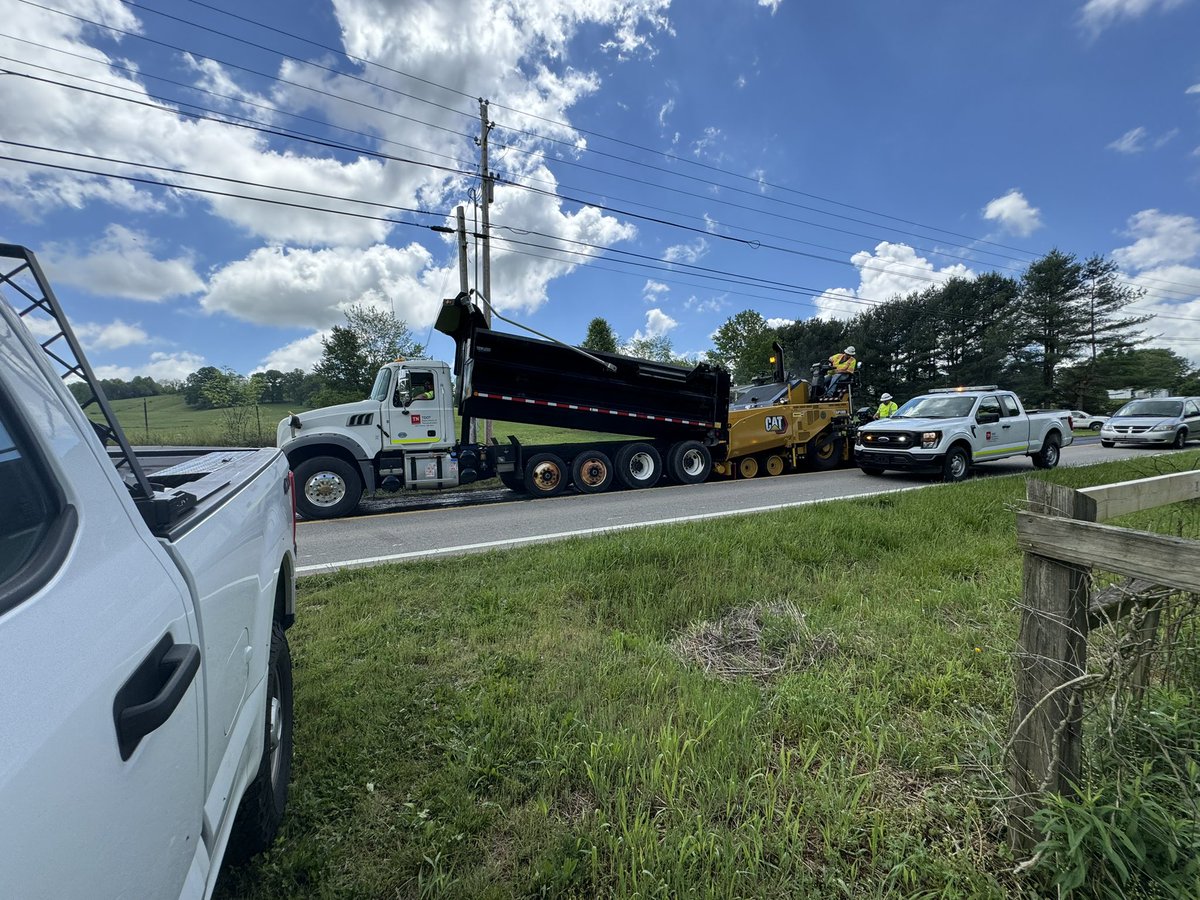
[14,2,1200,300]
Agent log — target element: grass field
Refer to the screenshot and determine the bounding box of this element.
[216,453,1200,899]
[90,395,628,449]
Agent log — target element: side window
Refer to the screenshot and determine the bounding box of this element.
[1000,396,1022,417]
[409,371,435,402]
[1185,401,1199,418]
[977,397,1001,419]
[0,400,74,612]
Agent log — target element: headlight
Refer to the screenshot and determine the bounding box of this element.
[1150,422,1175,432]
[921,431,940,449]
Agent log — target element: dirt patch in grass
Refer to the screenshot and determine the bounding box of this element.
[670,601,838,682]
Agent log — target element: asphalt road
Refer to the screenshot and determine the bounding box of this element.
[295,438,1192,575]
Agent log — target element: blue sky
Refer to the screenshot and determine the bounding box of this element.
[2,0,1199,384]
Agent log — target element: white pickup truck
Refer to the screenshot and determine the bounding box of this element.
[853,386,1073,482]
[0,245,296,899]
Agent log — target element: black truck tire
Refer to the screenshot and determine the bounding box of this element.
[860,466,886,477]
[571,450,614,494]
[294,456,362,519]
[614,443,662,489]
[942,446,970,482]
[667,441,712,484]
[1101,440,1115,448]
[524,452,568,497]
[1032,434,1061,469]
[226,621,293,865]
[809,434,843,471]
[498,471,526,493]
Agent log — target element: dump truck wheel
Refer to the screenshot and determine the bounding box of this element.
[809,434,843,471]
[524,452,568,497]
[615,443,662,489]
[498,471,526,493]
[571,450,614,494]
[667,441,712,485]
[738,456,759,478]
[764,454,785,476]
[294,456,362,519]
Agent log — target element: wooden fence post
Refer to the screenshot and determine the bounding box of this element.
[1007,480,1096,854]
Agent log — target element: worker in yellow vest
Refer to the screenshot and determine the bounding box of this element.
[824,346,857,398]
[876,393,898,419]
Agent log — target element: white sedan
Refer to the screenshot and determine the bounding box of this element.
[1071,410,1109,431]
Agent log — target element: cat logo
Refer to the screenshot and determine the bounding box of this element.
[764,415,787,433]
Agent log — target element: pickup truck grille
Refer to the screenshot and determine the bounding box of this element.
[859,432,915,447]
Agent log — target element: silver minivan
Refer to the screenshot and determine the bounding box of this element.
[1099,396,1200,448]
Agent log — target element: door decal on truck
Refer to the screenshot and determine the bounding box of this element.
[764,415,787,433]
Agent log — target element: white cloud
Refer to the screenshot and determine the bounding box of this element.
[814,242,975,320]
[735,75,747,89]
[765,317,793,328]
[1188,84,1200,94]
[691,126,724,161]
[982,189,1043,237]
[1108,126,1148,154]
[42,226,204,302]
[642,279,669,302]
[663,237,709,264]
[628,307,677,343]
[1112,210,1200,270]
[259,331,329,373]
[76,319,149,350]
[658,98,674,127]
[202,243,440,329]
[684,294,726,313]
[758,0,783,13]
[1079,0,1189,35]
[0,0,664,254]
[94,351,205,382]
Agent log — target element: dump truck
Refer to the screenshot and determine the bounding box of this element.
[279,291,858,518]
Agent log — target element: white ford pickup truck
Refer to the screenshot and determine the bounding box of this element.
[0,245,296,899]
[854,386,1074,482]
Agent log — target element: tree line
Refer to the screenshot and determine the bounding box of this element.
[94,248,1197,416]
[684,249,1196,412]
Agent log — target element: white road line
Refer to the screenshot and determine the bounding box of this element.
[297,483,926,576]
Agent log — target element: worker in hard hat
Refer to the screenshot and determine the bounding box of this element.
[823,346,858,398]
[876,392,898,419]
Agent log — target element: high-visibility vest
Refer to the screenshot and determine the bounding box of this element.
[877,400,898,418]
[828,353,857,374]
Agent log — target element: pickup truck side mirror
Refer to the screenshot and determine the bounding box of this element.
[976,410,1000,424]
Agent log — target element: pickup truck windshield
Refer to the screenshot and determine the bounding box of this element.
[892,396,976,419]
[1113,400,1183,417]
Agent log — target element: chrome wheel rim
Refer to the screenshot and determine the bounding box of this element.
[681,448,707,477]
[627,451,655,483]
[305,471,346,507]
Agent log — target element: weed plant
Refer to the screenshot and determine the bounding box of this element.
[218,452,1200,899]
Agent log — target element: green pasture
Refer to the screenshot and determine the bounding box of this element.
[218,452,1200,899]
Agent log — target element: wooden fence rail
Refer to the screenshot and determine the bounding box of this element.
[1006,472,1200,854]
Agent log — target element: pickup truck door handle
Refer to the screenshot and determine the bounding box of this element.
[113,633,201,761]
[1001,424,1012,429]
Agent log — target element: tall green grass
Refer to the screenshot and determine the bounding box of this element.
[218,452,1200,899]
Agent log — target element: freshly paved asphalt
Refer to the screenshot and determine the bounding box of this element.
[295,438,1194,575]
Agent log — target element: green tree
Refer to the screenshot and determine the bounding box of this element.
[622,334,691,367]
[1011,250,1091,405]
[580,317,619,353]
[709,310,779,382]
[313,305,423,404]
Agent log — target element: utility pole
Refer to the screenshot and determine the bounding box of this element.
[478,98,494,445]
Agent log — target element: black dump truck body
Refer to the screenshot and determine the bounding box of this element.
[437,292,730,443]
